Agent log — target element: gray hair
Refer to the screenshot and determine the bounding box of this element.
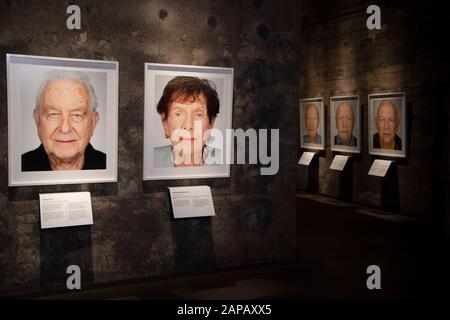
[35,70,98,112]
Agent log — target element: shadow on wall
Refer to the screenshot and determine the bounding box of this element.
[40,226,94,289]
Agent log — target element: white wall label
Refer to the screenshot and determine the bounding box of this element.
[168,186,215,219]
[298,152,316,166]
[368,160,393,177]
[39,192,93,229]
[330,155,350,171]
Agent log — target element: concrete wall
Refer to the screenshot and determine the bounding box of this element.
[0,0,299,296]
[298,0,446,221]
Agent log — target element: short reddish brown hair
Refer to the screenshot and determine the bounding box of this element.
[156,76,219,123]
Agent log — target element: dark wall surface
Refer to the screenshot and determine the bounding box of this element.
[298,0,447,222]
[0,0,299,296]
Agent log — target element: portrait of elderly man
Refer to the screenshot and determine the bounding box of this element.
[21,71,106,171]
[334,102,357,146]
[153,76,221,167]
[373,100,402,150]
[303,103,322,144]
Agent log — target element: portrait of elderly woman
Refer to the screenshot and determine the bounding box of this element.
[143,63,233,180]
[153,76,222,167]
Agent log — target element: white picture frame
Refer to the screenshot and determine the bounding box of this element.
[7,54,118,186]
[299,98,325,151]
[330,95,361,153]
[143,63,234,180]
[368,92,406,158]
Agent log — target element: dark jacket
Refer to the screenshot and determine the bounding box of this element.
[21,144,106,171]
[373,133,402,150]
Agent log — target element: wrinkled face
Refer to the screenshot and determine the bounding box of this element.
[336,103,354,142]
[305,104,319,137]
[375,101,399,145]
[162,93,215,155]
[33,78,99,162]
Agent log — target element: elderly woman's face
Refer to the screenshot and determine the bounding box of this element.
[162,93,215,157]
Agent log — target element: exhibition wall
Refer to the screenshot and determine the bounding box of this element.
[0,0,298,296]
[298,0,447,223]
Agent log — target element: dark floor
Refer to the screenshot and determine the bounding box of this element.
[23,193,450,300]
[296,193,448,299]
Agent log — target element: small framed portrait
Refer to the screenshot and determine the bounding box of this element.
[7,54,118,186]
[330,95,361,153]
[299,98,325,150]
[368,92,406,158]
[143,63,234,180]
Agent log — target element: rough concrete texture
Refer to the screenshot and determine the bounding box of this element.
[298,0,445,220]
[0,0,298,296]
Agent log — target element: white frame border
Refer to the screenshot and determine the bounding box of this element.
[7,54,119,186]
[143,63,234,181]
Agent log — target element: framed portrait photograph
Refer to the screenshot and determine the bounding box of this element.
[143,63,234,180]
[368,92,406,158]
[7,54,118,186]
[330,95,361,153]
[299,98,325,150]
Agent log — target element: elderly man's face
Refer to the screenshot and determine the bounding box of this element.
[336,103,354,142]
[375,101,399,146]
[305,104,319,138]
[33,78,99,163]
[162,93,215,157]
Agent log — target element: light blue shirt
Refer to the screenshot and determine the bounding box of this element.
[303,134,322,144]
[153,145,222,167]
[334,134,357,146]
